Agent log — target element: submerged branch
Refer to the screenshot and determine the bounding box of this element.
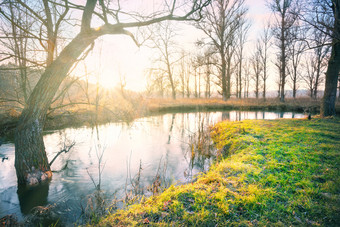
[49,141,76,166]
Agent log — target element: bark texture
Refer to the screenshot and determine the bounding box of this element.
[15,33,97,184]
[320,0,340,117]
[321,41,340,116]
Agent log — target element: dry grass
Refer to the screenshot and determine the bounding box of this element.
[145,97,329,113]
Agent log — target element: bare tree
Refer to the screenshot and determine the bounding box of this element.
[302,29,330,99]
[0,1,39,106]
[243,60,251,98]
[186,59,192,98]
[287,25,306,98]
[259,23,272,100]
[251,44,263,99]
[179,53,193,98]
[149,21,180,99]
[304,52,319,98]
[196,0,247,100]
[235,19,250,99]
[203,50,213,98]
[190,55,203,98]
[1,0,210,185]
[178,50,190,98]
[146,68,167,97]
[310,28,330,99]
[268,0,299,102]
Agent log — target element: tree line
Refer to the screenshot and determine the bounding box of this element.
[146,0,339,109]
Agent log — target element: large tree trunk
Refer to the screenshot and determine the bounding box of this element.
[338,78,340,101]
[321,41,340,117]
[321,0,340,117]
[15,33,96,185]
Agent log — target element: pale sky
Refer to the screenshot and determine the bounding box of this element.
[76,0,272,92]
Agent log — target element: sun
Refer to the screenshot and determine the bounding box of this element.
[71,35,154,91]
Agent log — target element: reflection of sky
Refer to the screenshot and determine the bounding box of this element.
[0,111,305,224]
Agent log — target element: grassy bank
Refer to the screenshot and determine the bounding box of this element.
[97,117,340,226]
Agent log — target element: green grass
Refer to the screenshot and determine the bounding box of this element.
[96,117,340,226]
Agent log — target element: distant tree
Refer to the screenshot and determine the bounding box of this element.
[274,53,282,98]
[0,0,210,185]
[186,62,192,98]
[287,25,306,98]
[193,51,214,98]
[146,68,167,98]
[258,23,272,100]
[203,50,213,98]
[268,0,299,102]
[178,50,190,98]
[149,22,181,100]
[243,60,251,98]
[303,28,330,99]
[191,56,201,98]
[304,53,320,98]
[196,0,247,100]
[235,20,251,98]
[251,44,263,99]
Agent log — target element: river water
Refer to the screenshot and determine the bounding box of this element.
[0,110,305,225]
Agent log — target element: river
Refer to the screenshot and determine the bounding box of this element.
[0,110,305,225]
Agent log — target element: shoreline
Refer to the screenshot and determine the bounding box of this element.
[97,117,340,226]
[1,97,338,137]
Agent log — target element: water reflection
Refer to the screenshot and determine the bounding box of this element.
[17,183,49,215]
[0,110,305,224]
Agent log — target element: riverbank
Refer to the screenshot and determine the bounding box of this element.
[1,97,335,137]
[146,97,324,113]
[97,117,340,226]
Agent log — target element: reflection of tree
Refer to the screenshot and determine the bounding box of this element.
[236,111,241,121]
[182,113,214,182]
[17,183,49,215]
[167,114,176,144]
[222,112,230,121]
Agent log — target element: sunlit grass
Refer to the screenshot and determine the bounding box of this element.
[96,117,340,226]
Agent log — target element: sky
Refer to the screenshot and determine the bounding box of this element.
[76,0,272,92]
